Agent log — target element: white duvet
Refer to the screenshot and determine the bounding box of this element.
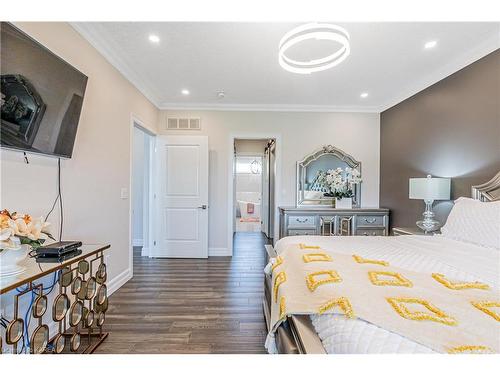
[274,235,500,354]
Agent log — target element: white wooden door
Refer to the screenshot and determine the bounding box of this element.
[152,135,208,258]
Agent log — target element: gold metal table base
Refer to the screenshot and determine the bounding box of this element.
[1,245,110,355]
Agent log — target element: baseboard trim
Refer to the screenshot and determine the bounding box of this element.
[208,247,231,256]
[141,247,149,257]
[108,268,132,296]
[132,239,143,247]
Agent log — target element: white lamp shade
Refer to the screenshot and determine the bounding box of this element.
[409,176,450,200]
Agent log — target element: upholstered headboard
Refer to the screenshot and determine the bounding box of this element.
[471,171,500,202]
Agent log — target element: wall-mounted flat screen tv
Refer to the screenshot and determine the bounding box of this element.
[0,22,88,158]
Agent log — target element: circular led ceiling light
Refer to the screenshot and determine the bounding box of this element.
[278,23,350,74]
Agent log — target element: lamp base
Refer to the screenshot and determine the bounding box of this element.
[416,199,441,233]
[416,219,441,233]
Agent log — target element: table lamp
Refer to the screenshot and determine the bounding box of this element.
[409,175,450,233]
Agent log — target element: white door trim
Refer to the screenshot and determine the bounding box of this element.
[227,133,282,256]
[129,114,156,278]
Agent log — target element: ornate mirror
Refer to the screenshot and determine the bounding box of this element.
[296,145,361,207]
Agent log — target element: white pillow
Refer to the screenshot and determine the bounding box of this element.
[441,197,500,249]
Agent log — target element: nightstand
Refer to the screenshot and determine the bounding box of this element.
[392,227,439,236]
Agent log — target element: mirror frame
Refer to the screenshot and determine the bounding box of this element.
[296,145,361,207]
[30,324,49,354]
[6,318,24,345]
[52,293,69,322]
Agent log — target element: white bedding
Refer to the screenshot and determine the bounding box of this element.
[274,235,499,354]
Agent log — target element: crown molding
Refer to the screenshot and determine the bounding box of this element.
[380,31,500,112]
[159,102,382,113]
[70,22,162,107]
[71,22,498,114]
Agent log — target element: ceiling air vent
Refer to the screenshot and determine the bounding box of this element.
[165,117,201,131]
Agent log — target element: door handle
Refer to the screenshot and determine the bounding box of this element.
[198,205,208,210]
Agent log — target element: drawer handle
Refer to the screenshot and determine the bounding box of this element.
[364,218,377,224]
[295,218,309,223]
[362,231,377,236]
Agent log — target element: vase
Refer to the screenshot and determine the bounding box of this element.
[335,198,353,209]
[0,244,30,276]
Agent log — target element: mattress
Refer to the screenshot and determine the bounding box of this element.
[274,234,499,354]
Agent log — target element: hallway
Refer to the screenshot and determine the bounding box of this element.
[96,232,269,353]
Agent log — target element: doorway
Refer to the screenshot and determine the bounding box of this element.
[131,123,154,258]
[232,138,276,241]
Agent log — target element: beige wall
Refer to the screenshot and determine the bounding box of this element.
[0,22,159,290]
[159,110,380,254]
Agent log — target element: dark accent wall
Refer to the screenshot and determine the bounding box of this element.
[380,50,500,229]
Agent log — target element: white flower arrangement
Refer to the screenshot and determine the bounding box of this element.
[316,167,361,199]
[0,209,52,251]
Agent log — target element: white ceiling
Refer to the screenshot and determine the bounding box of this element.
[72,22,499,112]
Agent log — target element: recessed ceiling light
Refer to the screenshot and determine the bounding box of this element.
[360,92,369,98]
[278,23,350,74]
[424,40,437,49]
[148,34,160,43]
[181,89,190,95]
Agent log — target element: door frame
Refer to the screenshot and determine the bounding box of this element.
[233,153,265,234]
[129,114,156,275]
[227,133,282,256]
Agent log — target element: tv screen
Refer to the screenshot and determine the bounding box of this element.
[0,22,88,158]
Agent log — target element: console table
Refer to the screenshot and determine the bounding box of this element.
[279,207,390,239]
[0,244,110,354]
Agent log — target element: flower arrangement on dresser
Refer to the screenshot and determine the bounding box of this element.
[315,167,362,208]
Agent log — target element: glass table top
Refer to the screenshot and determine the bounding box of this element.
[0,244,110,294]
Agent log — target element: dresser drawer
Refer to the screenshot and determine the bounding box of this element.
[287,229,317,236]
[356,215,385,227]
[355,228,386,236]
[288,215,316,228]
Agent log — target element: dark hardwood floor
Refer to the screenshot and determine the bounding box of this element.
[95,232,269,354]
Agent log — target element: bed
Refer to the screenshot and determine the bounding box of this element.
[262,172,500,354]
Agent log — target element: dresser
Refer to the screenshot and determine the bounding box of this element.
[279,207,390,239]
